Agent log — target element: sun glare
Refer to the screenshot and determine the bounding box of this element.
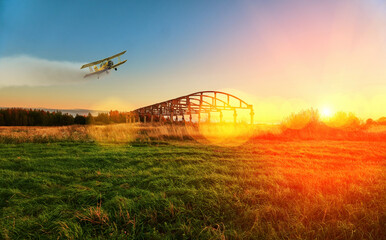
[320,107,333,119]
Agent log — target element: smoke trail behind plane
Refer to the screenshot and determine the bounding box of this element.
[0,55,86,87]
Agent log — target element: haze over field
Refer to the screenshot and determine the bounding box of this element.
[0,56,84,87]
[0,0,385,122]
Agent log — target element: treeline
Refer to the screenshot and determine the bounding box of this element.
[282,108,386,130]
[0,108,128,126]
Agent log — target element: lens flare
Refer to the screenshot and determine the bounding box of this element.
[320,107,333,119]
[186,122,254,147]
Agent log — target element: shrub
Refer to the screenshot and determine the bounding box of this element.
[282,108,320,129]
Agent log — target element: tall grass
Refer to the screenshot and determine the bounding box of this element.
[0,125,89,143]
[1,121,385,144]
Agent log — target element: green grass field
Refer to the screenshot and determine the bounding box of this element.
[1,139,385,239]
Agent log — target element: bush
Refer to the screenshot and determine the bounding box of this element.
[282,108,320,129]
[325,111,361,129]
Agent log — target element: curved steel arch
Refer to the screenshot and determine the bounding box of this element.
[129,91,254,124]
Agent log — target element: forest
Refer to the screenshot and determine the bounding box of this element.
[0,108,127,126]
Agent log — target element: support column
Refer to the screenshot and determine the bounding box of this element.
[220,111,223,123]
[151,115,154,123]
[189,113,192,122]
[233,109,237,124]
[199,94,202,124]
[144,115,146,123]
[170,103,174,124]
[250,109,254,125]
[207,112,211,123]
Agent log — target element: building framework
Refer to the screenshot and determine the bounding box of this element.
[127,91,254,124]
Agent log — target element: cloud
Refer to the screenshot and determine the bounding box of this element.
[0,55,87,87]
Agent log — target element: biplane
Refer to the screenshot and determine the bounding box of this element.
[80,51,127,78]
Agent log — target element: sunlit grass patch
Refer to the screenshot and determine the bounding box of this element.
[87,124,137,144]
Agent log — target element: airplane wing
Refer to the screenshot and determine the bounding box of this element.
[105,50,126,61]
[80,59,105,69]
[111,60,127,69]
[83,69,109,78]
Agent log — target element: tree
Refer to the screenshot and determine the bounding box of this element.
[282,108,320,129]
[0,113,5,125]
[86,113,95,125]
[95,113,109,124]
[74,114,87,125]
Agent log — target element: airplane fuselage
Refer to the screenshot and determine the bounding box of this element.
[94,60,114,72]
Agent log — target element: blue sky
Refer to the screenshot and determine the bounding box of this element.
[0,0,385,121]
[1,0,248,63]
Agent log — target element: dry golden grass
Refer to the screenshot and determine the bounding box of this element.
[0,122,385,144]
[0,123,239,144]
[0,125,88,142]
[87,124,137,143]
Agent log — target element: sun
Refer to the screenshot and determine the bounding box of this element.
[320,106,333,119]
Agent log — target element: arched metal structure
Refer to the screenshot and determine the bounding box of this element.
[128,91,254,124]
